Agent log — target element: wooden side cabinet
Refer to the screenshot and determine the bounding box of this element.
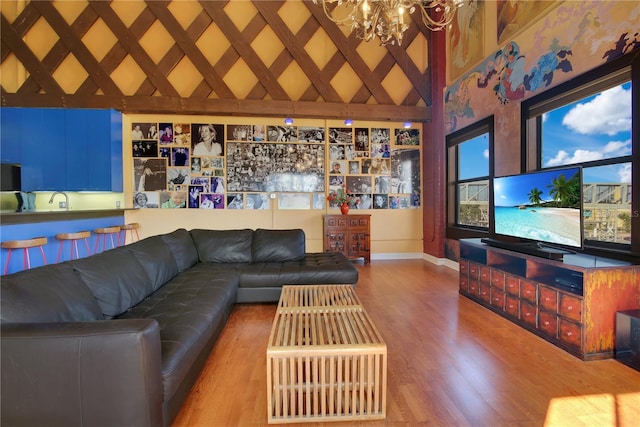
[459,238,640,360]
[323,214,370,263]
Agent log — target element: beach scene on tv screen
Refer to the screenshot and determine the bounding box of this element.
[494,168,581,247]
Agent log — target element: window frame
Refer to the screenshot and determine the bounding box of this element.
[446,116,494,240]
[521,50,639,260]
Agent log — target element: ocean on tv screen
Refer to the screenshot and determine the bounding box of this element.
[494,206,581,247]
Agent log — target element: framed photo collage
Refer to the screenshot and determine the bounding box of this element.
[131,121,421,210]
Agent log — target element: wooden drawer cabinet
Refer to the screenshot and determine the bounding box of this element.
[323,214,370,263]
[459,239,639,360]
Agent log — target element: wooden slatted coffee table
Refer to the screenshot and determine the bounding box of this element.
[267,285,387,424]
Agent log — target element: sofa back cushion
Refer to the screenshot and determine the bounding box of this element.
[72,248,152,318]
[127,236,179,292]
[0,262,103,323]
[190,229,253,263]
[252,228,306,262]
[160,228,199,271]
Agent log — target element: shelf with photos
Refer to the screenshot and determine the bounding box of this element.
[130,121,421,210]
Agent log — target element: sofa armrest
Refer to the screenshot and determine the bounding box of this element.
[1,319,163,427]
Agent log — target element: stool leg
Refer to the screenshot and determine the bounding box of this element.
[84,238,91,257]
[57,241,64,263]
[109,234,115,250]
[72,240,79,260]
[134,229,140,242]
[23,247,30,270]
[94,235,101,254]
[40,246,47,266]
[4,248,13,275]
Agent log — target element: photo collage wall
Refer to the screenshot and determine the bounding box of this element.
[131,121,421,210]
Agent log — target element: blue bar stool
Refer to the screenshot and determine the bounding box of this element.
[55,231,91,262]
[2,237,48,275]
[93,226,121,253]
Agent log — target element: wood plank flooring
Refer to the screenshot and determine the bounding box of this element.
[172,260,640,426]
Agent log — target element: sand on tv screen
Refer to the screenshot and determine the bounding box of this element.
[493,167,582,248]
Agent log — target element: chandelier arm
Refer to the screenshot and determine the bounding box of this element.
[314,0,463,46]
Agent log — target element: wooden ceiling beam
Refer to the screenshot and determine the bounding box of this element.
[1,92,429,121]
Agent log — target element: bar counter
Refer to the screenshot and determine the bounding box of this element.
[0,209,136,225]
[1,209,136,274]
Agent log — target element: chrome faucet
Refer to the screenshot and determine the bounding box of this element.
[49,191,69,211]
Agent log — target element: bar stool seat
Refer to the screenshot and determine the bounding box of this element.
[93,226,121,253]
[2,237,48,275]
[55,231,91,263]
[118,223,140,246]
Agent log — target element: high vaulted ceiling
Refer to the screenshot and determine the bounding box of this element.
[0,0,436,122]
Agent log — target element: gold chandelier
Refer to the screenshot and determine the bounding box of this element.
[312,0,464,46]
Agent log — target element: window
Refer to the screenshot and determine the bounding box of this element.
[523,52,639,258]
[447,116,493,239]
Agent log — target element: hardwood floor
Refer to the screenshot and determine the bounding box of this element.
[172,260,640,427]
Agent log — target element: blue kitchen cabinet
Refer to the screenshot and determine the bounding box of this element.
[1,107,22,164]
[65,108,122,191]
[20,108,67,191]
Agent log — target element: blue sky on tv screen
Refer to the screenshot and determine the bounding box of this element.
[493,168,580,207]
[459,82,631,184]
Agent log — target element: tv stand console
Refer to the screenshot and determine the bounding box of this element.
[459,238,640,360]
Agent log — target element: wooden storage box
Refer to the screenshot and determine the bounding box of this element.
[267,285,387,423]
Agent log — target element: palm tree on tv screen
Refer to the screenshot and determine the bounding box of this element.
[548,172,580,208]
[528,187,543,206]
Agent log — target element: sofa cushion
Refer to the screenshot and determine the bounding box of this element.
[252,228,306,262]
[190,229,253,263]
[0,262,103,323]
[160,228,198,272]
[72,248,152,318]
[117,264,239,401]
[127,236,179,291]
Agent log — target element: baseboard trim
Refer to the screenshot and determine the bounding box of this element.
[371,253,423,260]
[369,253,459,271]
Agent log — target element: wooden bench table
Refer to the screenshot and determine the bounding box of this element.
[267,285,387,424]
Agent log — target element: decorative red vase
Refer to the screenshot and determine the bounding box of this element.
[340,203,350,215]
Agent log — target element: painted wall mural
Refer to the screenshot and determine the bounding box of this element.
[445,0,640,134]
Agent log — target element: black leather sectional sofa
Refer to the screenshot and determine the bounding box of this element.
[0,228,358,427]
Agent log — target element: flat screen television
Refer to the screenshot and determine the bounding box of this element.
[489,166,582,256]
